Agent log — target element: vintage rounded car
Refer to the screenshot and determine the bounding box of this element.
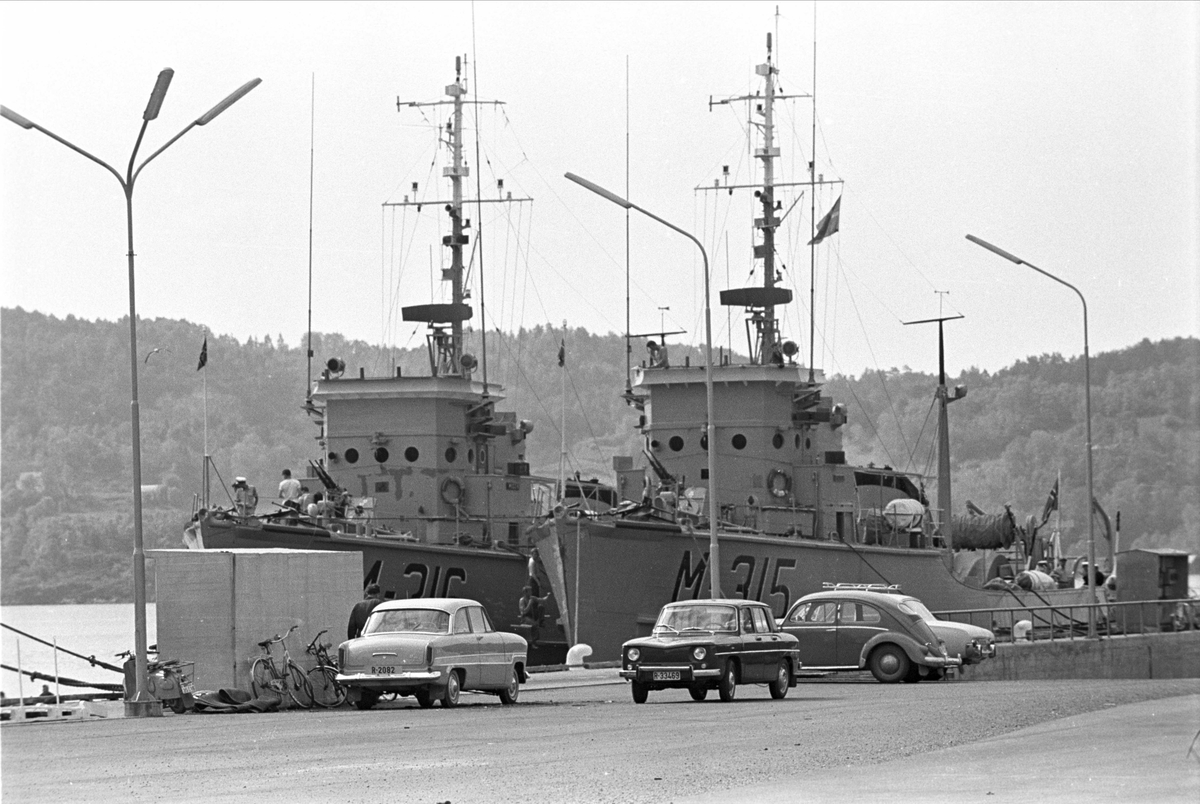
[336,597,527,710]
[619,599,801,704]
[778,585,970,683]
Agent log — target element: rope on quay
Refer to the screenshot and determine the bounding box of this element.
[1,622,124,673]
[0,663,124,692]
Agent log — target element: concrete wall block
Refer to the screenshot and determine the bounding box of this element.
[151,551,236,691]
[151,549,361,693]
[959,632,1200,682]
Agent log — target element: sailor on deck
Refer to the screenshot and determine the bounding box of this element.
[232,477,258,518]
[647,340,669,368]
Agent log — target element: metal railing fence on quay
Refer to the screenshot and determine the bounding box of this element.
[933,598,1200,644]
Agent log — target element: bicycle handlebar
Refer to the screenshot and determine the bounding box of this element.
[306,628,329,652]
[258,624,301,649]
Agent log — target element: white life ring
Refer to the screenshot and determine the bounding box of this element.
[440,476,465,505]
[767,468,791,498]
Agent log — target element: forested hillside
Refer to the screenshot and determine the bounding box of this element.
[2,306,1196,603]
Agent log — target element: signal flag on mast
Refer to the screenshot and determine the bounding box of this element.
[557,340,566,368]
[808,195,842,246]
[197,337,208,371]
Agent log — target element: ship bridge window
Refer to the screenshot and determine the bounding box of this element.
[344,448,359,464]
[700,435,708,450]
[772,433,784,449]
[445,446,457,463]
[668,436,684,452]
[405,447,419,463]
[374,447,390,463]
[731,434,747,450]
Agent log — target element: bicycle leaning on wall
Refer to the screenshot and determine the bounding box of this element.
[250,624,314,709]
[305,629,346,708]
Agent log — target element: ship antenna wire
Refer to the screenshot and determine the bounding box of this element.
[808,3,817,383]
[471,8,489,394]
[306,73,315,400]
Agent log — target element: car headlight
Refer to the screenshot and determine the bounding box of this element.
[692,647,707,661]
[627,648,640,662]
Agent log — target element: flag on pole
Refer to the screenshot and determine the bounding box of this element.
[1040,478,1059,525]
[808,195,842,245]
[197,337,208,371]
[557,339,565,368]
[1092,497,1113,544]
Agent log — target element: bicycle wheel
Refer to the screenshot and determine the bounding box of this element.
[307,665,345,708]
[250,658,274,698]
[286,661,314,709]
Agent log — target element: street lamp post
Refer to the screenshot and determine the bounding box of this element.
[966,234,1097,637]
[565,172,722,598]
[2,72,261,716]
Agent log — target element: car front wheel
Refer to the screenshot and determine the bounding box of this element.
[718,661,737,702]
[441,671,461,708]
[869,644,910,684]
[631,680,649,704]
[769,660,790,699]
[499,666,520,705]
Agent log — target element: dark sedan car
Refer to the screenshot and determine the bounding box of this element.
[778,586,962,683]
[620,599,801,703]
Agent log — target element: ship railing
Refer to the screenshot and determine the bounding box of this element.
[933,597,1199,643]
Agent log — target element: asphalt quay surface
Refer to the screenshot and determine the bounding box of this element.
[677,693,1200,804]
[3,671,1198,804]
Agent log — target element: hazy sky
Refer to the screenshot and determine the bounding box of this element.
[2,1,1196,377]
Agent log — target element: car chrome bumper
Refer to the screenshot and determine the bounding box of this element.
[619,665,721,682]
[923,655,963,668]
[336,670,441,685]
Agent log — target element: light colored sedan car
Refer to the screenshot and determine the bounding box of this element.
[902,596,996,665]
[336,598,527,710]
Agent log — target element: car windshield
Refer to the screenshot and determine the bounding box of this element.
[898,599,936,622]
[363,608,450,635]
[654,604,737,633]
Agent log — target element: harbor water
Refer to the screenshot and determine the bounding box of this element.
[0,603,155,699]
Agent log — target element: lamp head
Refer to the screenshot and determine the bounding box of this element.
[196,78,262,126]
[565,172,632,209]
[965,234,1023,266]
[143,69,174,121]
[1,106,35,129]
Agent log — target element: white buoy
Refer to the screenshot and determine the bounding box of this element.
[566,644,592,668]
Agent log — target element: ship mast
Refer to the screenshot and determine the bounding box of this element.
[390,57,527,378]
[903,313,965,545]
[705,34,813,366]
